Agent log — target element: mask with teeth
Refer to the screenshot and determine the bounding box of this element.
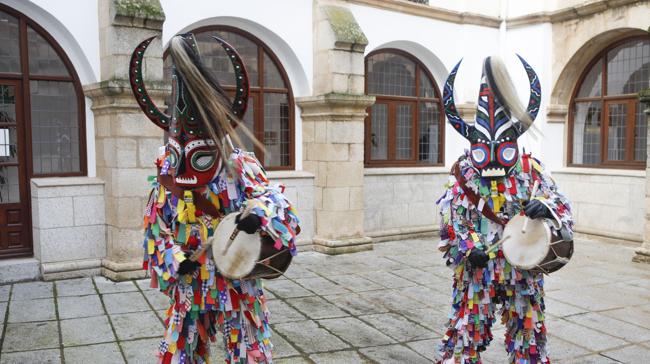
[443,55,541,179]
[129,33,250,188]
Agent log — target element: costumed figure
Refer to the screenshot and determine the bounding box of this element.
[130,34,300,364]
[436,55,574,364]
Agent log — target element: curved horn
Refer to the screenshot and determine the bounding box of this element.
[443,59,472,140]
[212,36,250,119]
[516,54,541,123]
[129,37,171,130]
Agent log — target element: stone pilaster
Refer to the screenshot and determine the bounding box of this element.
[84,0,167,280]
[633,88,650,264]
[297,2,374,254]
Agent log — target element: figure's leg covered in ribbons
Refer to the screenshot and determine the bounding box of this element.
[438,264,497,364]
[218,278,273,364]
[501,272,549,364]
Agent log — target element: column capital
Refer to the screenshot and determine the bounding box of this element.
[297,93,375,121]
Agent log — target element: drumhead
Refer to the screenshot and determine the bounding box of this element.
[501,214,551,270]
[211,213,261,279]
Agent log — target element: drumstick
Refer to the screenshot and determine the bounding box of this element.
[486,235,510,253]
[521,180,540,234]
[222,201,256,254]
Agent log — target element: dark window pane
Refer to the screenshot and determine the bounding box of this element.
[396,104,412,159]
[0,85,17,164]
[370,104,388,160]
[0,165,19,203]
[606,39,650,95]
[419,70,436,98]
[0,11,20,73]
[419,101,439,163]
[367,53,416,97]
[263,93,289,167]
[577,59,602,98]
[239,95,255,153]
[264,55,285,89]
[30,81,80,174]
[607,103,628,161]
[573,101,601,165]
[635,101,647,161]
[195,31,259,87]
[27,26,69,76]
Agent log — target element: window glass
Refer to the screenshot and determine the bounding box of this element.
[367,53,416,97]
[263,93,289,167]
[606,39,650,95]
[576,59,602,98]
[195,31,259,87]
[370,104,388,160]
[30,81,79,174]
[419,102,439,163]
[27,26,69,76]
[572,101,602,165]
[0,11,20,73]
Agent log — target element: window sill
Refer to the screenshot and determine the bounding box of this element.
[552,167,645,178]
[266,170,315,180]
[364,166,449,176]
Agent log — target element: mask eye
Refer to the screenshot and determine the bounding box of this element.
[497,142,518,166]
[191,151,215,172]
[168,148,179,168]
[471,144,490,168]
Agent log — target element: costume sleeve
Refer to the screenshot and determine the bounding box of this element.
[530,158,574,233]
[437,175,484,266]
[229,149,300,255]
[141,182,186,292]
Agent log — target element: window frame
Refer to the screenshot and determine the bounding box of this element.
[0,4,87,178]
[187,25,296,171]
[364,48,445,167]
[568,35,650,170]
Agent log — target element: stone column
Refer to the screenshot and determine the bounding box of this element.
[84,0,167,280]
[297,3,374,254]
[634,88,650,263]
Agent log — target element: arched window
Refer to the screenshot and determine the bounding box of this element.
[569,36,650,168]
[165,26,294,170]
[364,49,444,167]
[0,5,85,258]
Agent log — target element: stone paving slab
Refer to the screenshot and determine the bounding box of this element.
[0,237,648,363]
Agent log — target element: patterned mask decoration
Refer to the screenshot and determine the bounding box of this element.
[129,33,250,187]
[443,55,541,178]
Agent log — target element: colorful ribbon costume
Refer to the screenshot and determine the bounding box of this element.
[436,56,573,364]
[130,34,299,363]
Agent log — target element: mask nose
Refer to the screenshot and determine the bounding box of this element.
[490,142,496,162]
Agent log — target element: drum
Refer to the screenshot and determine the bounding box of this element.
[211,213,292,280]
[500,214,573,274]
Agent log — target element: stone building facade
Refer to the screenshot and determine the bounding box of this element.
[0,0,648,282]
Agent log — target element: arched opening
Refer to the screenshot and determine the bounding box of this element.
[568,35,650,169]
[364,49,444,167]
[0,4,86,258]
[164,26,296,170]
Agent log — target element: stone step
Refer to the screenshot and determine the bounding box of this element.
[0,257,41,284]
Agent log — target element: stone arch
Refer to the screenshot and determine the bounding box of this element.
[551,28,648,108]
[165,16,310,98]
[1,0,97,85]
[369,40,449,90]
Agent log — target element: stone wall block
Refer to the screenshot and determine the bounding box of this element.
[138,137,163,168]
[349,144,364,162]
[408,202,436,227]
[326,161,364,188]
[322,187,350,211]
[302,120,315,144]
[74,196,106,226]
[111,168,155,197]
[307,143,349,161]
[39,225,106,263]
[106,226,144,263]
[349,186,364,210]
[316,210,364,239]
[113,113,166,138]
[327,121,364,144]
[314,122,328,143]
[381,204,409,229]
[35,197,74,229]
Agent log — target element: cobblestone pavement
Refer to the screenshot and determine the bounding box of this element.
[0,236,649,363]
